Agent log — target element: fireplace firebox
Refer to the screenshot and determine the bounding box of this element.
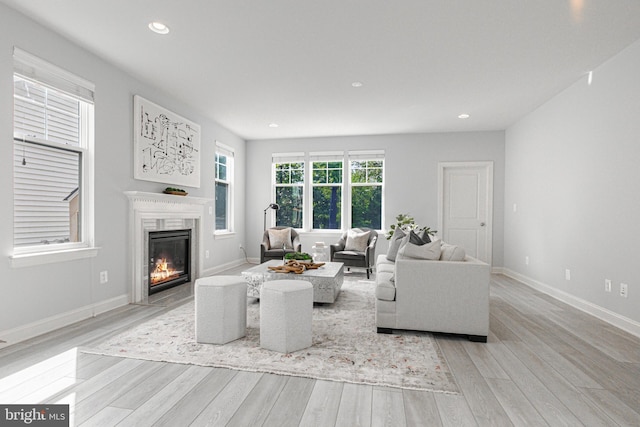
[148,229,191,294]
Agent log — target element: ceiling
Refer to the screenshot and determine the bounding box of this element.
[3,0,640,141]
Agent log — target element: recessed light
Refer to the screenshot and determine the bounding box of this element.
[148,21,170,35]
[268,123,279,128]
[458,114,470,119]
[351,81,364,88]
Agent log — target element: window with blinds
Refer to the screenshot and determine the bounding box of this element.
[12,51,94,253]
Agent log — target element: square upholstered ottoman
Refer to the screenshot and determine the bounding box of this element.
[195,275,247,344]
[260,279,313,353]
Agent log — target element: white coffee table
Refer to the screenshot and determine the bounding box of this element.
[242,260,344,303]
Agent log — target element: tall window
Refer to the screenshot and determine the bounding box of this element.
[273,156,304,229]
[350,155,384,230]
[13,48,94,255]
[214,143,234,233]
[311,157,342,229]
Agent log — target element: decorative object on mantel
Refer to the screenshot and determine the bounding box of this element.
[163,187,188,196]
[268,259,325,274]
[82,278,458,392]
[385,213,437,240]
[133,95,201,188]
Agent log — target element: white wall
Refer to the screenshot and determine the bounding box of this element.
[0,4,246,343]
[246,132,505,266]
[504,39,640,328]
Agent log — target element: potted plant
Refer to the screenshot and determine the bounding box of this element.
[386,213,436,240]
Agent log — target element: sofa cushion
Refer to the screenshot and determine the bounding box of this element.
[398,239,442,260]
[345,228,370,252]
[268,228,291,249]
[440,243,466,261]
[375,271,396,301]
[385,228,406,261]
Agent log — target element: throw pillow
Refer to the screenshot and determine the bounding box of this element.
[268,228,292,249]
[344,228,371,252]
[408,230,431,246]
[385,227,406,261]
[398,239,442,260]
[440,243,466,261]
[418,230,432,243]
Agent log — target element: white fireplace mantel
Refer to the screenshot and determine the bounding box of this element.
[125,191,213,303]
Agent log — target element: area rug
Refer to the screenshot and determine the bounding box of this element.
[82,278,458,393]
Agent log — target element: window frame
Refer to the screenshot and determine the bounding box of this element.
[272,153,305,230]
[310,153,344,231]
[348,157,385,231]
[214,142,234,235]
[270,151,385,233]
[10,48,96,267]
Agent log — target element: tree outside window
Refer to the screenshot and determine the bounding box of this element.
[312,161,342,229]
[274,162,304,228]
[350,160,383,229]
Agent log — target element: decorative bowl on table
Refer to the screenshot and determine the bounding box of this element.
[284,252,313,262]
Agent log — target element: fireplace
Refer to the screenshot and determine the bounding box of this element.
[125,191,210,303]
[148,229,191,294]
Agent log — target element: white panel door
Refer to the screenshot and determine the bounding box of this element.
[439,162,493,264]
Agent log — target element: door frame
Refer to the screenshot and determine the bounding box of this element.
[437,161,494,265]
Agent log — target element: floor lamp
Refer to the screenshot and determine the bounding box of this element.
[263,203,279,231]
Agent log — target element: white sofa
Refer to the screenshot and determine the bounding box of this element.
[375,253,491,342]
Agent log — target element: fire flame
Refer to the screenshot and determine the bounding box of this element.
[151,258,180,284]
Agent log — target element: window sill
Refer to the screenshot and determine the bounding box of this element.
[214,231,236,240]
[10,247,100,268]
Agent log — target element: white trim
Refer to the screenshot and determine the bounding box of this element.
[438,161,493,265]
[0,294,128,349]
[13,46,95,101]
[10,247,100,268]
[201,258,246,277]
[213,231,236,240]
[502,269,640,339]
[215,140,235,157]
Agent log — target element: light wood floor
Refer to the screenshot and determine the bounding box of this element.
[1,267,639,426]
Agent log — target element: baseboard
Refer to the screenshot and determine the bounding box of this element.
[491,266,505,274]
[502,268,640,339]
[0,294,129,349]
[201,258,247,277]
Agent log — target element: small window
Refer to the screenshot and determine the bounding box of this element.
[214,143,234,233]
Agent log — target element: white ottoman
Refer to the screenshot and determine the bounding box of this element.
[195,275,247,344]
[260,280,313,353]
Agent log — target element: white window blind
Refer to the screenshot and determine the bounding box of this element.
[13,48,95,251]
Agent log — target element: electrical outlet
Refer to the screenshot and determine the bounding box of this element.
[205,250,210,259]
[208,206,213,215]
[605,279,611,292]
[620,283,628,298]
[565,269,571,281]
[525,256,529,265]
[99,271,108,284]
